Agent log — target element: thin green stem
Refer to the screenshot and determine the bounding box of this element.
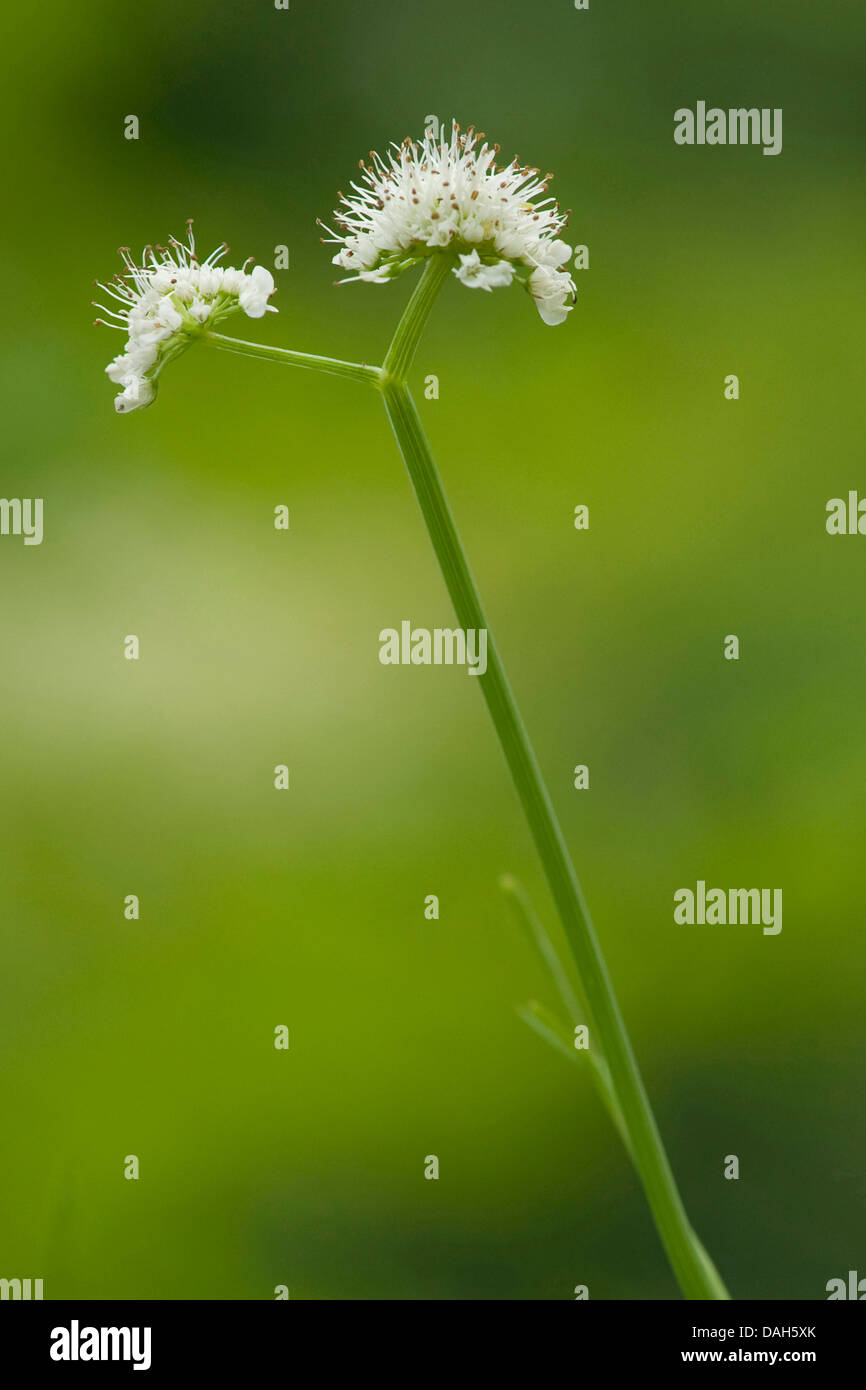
[205,330,381,388]
[210,257,729,1298]
[382,255,453,380]
[376,260,729,1300]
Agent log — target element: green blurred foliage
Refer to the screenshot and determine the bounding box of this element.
[0,0,863,1299]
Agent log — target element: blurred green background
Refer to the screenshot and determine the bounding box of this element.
[0,0,863,1300]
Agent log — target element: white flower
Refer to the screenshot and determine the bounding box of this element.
[239,264,277,318]
[320,121,577,324]
[113,372,156,413]
[94,222,278,413]
[529,265,576,327]
[453,250,514,291]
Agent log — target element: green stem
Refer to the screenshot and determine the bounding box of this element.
[383,254,453,379]
[376,259,729,1301]
[206,257,729,1298]
[205,331,380,387]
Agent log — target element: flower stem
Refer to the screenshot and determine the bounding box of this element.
[205,331,380,387]
[206,259,729,1298]
[377,259,730,1301]
[383,254,454,380]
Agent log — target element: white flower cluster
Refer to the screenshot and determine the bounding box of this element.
[95,223,277,413]
[322,122,577,325]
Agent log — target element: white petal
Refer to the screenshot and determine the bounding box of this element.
[239,265,276,318]
[114,374,154,413]
[534,238,573,269]
[529,266,575,325]
[453,251,514,291]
